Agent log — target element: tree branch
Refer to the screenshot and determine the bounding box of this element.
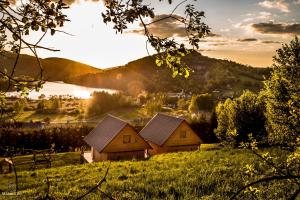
[230,175,300,200]
[75,162,111,200]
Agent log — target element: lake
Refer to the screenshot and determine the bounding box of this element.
[7,81,118,99]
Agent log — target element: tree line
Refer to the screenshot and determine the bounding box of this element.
[0,126,92,156]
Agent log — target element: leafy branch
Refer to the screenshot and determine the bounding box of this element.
[101,0,210,78]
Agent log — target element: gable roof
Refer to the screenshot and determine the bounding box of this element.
[84,115,128,152]
[139,113,185,146]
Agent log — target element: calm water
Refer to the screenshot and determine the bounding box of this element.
[7,81,117,99]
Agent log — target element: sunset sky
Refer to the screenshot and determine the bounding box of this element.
[25,0,300,68]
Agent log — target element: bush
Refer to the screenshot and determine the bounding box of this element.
[143,100,163,116]
[189,93,215,113]
[177,98,189,110]
[87,91,132,116]
[188,113,218,143]
[215,90,266,146]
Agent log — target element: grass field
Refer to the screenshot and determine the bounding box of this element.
[0,152,81,172]
[0,147,294,200]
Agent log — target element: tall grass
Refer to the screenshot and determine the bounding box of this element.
[0,148,292,199]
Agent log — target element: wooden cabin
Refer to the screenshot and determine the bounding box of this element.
[139,113,203,155]
[84,115,151,162]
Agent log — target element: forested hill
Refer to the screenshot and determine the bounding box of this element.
[0,52,102,81]
[1,51,271,95]
[70,51,271,95]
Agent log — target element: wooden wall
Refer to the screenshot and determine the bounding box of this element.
[107,150,145,160]
[92,148,145,162]
[102,125,150,153]
[148,121,202,156]
[148,142,199,156]
[92,147,107,161]
[164,121,202,147]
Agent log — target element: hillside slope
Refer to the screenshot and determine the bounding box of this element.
[0,52,101,81]
[0,148,288,199]
[71,51,270,95]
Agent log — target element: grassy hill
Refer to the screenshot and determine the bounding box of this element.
[71,51,271,95]
[0,147,289,199]
[0,52,101,82]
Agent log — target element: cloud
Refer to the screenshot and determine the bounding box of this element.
[220,28,230,32]
[237,38,258,42]
[199,49,215,52]
[63,0,99,5]
[294,0,300,4]
[130,14,187,38]
[237,38,281,44]
[243,18,254,22]
[261,40,281,43]
[257,12,273,20]
[233,23,243,29]
[8,0,100,5]
[130,14,216,39]
[258,0,290,13]
[252,22,300,35]
[209,43,228,46]
[207,33,221,37]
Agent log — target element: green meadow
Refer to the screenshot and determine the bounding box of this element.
[0,147,292,200]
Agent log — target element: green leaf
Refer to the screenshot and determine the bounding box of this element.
[155,58,163,67]
[172,70,178,78]
[184,69,190,78]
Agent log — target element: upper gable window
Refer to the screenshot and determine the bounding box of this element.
[123,135,131,144]
[180,131,187,138]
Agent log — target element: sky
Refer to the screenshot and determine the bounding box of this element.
[24,0,300,68]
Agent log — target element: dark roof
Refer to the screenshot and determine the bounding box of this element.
[139,113,184,146]
[84,115,128,152]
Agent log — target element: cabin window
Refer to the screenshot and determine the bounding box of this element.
[180,131,187,138]
[123,135,131,144]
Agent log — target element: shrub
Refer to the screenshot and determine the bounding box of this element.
[188,113,218,143]
[87,91,132,116]
[215,90,266,146]
[177,98,189,110]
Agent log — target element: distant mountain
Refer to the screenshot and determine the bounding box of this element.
[70,51,271,96]
[1,51,271,96]
[0,52,101,82]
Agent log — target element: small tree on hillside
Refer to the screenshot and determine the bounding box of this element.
[177,98,189,110]
[188,95,199,113]
[196,93,215,111]
[264,37,300,147]
[13,100,24,115]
